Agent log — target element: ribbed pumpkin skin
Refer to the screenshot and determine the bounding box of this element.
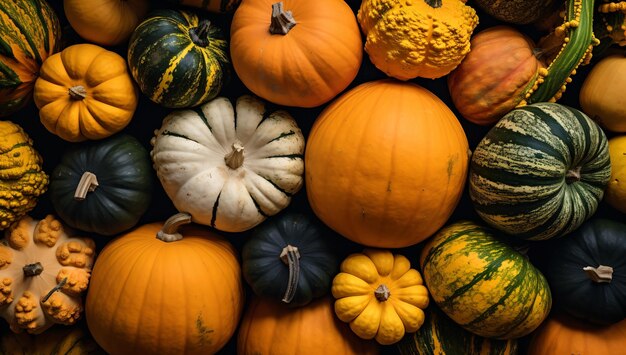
[580,54,626,132]
[85,222,243,354]
[237,296,380,355]
[448,26,543,126]
[397,306,518,355]
[469,103,611,240]
[543,218,626,325]
[242,213,339,307]
[168,0,241,13]
[527,313,626,355]
[305,80,469,248]
[127,9,229,108]
[472,0,556,24]
[420,221,552,339]
[49,134,153,236]
[0,0,60,116]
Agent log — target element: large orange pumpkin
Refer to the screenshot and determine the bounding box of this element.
[305,79,469,248]
[230,0,362,108]
[85,213,243,354]
[237,296,379,355]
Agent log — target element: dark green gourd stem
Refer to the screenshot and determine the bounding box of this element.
[269,2,296,35]
[280,245,300,303]
[424,0,443,8]
[189,20,212,47]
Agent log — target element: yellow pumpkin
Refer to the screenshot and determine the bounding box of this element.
[331,249,429,345]
[0,215,95,334]
[605,135,626,214]
[580,54,626,132]
[358,0,479,80]
[63,0,149,46]
[33,43,138,142]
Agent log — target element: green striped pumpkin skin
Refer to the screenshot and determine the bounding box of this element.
[127,9,229,108]
[469,103,611,241]
[397,306,518,355]
[419,221,552,340]
[0,0,60,116]
[167,0,241,13]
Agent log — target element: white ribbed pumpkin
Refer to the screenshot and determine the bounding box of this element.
[150,95,305,232]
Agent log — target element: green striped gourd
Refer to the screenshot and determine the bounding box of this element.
[127,9,229,108]
[419,221,552,339]
[469,103,611,240]
[0,0,60,116]
[150,95,305,233]
[397,305,518,355]
[166,0,241,13]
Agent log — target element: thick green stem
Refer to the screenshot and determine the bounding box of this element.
[279,245,300,304]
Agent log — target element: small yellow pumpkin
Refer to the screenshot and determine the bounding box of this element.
[605,135,626,214]
[0,215,95,334]
[331,249,429,345]
[358,0,479,80]
[33,43,138,142]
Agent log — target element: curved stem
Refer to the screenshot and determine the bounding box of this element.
[270,2,296,35]
[375,284,390,301]
[74,172,99,200]
[157,213,193,242]
[224,142,245,169]
[68,86,87,100]
[566,166,582,184]
[42,277,68,303]
[23,262,43,276]
[189,20,212,47]
[279,245,300,304]
[583,265,613,283]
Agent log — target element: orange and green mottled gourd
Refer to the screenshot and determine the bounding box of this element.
[305,79,469,248]
[580,54,626,132]
[357,0,479,80]
[331,249,429,345]
[0,0,61,116]
[85,213,244,354]
[0,215,96,334]
[0,121,48,230]
[238,296,380,355]
[448,26,546,126]
[420,221,552,339]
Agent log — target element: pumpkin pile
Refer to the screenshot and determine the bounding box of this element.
[1,0,626,354]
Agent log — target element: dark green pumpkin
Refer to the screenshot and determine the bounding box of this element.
[0,0,60,116]
[127,9,229,108]
[397,305,518,355]
[543,218,626,325]
[469,103,611,240]
[49,134,153,236]
[242,212,340,308]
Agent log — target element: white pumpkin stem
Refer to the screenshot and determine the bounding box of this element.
[68,85,87,100]
[566,166,582,183]
[224,142,245,169]
[270,2,296,35]
[23,262,43,276]
[41,277,68,303]
[74,172,99,201]
[375,284,391,301]
[157,213,193,242]
[583,265,613,283]
[280,245,300,304]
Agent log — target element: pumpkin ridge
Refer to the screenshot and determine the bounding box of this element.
[521,105,577,161]
[0,2,41,64]
[420,224,486,268]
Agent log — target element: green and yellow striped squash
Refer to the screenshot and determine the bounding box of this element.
[127,9,229,108]
[469,102,611,241]
[419,221,552,340]
[397,306,518,355]
[0,0,60,116]
[166,0,241,13]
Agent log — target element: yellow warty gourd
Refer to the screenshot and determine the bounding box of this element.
[0,121,48,230]
[358,0,478,80]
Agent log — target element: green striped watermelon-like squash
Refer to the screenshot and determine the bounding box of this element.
[127,9,229,108]
[0,0,60,116]
[166,0,241,13]
[419,220,552,340]
[469,102,611,240]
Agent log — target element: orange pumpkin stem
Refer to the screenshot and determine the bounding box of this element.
[583,265,613,283]
[375,284,390,301]
[566,166,582,183]
[23,262,43,276]
[189,20,212,47]
[224,142,245,169]
[269,2,296,35]
[157,212,193,242]
[68,85,87,100]
[279,245,301,303]
[74,172,99,201]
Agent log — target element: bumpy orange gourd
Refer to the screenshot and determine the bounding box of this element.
[358,0,479,80]
[580,54,626,132]
[85,213,243,354]
[0,215,95,334]
[64,0,149,46]
[305,79,469,248]
[238,296,380,355]
[230,0,362,107]
[33,44,138,142]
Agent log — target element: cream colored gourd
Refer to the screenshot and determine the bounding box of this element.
[0,215,95,334]
[151,95,305,233]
